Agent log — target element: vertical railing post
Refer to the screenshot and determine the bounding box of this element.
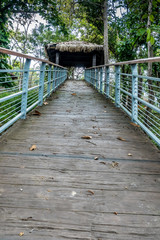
[100,67,103,93]
[53,66,56,91]
[96,68,98,89]
[63,69,65,82]
[47,64,52,97]
[131,64,138,122]
[21,58,31,119]
[115,65,121,107]
[62,69,64,83]
[56,67,59,88]
[59,68,61,86]
[38,62,46,106]
[105,66,110,98]
[58,68,60,86]
[93,69,95,86]
[91,69,93,85]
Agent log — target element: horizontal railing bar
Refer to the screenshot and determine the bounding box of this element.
[86,57,160,69]
[0,91,23,103]
[0,69,25,73]
[119,88,132,97]
[28,85,39,92]
[120,72,160,82]
[26,100,39,113]
[119,103,132,117]
[136,119,160,146]
[135,74,160,82]
[0,113,22,134]
[0,47,67,69]
[137,97,160,113]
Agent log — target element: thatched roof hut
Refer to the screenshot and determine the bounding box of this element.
[45,41,104,67]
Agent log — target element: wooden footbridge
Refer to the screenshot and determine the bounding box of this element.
[0,48,160,239]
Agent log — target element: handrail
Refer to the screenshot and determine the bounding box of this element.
[0,48,68,134]
[87,57,160,69]
[0,47,67,69]
[85,60,160,147]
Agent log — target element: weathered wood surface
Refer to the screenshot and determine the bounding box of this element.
[0,80,160,239]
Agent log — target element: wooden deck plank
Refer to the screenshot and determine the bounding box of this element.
[0,80,160,239]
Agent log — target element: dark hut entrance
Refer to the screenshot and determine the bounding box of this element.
[45,41,104,68]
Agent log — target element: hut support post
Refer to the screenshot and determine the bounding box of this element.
[56,52,59,65]
[92,54,96,67]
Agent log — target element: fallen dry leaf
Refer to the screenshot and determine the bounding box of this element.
[21,217,32,221]
[114,212,118,215]
[128,153,132,156]
[88,190,94,195]
[112,161,119,168]
[71,93,76,96]
[91,119,98,122]
[19,232,24,237]
[81,135,92,139]
[130,122,140,127]
[44,101,48,105]
[117,136,126,141]
[94,157,99,160]
[100,161,106,165]
[29,145,37,151]
[32,110,41,116]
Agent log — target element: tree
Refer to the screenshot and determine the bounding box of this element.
[103,0,109,64]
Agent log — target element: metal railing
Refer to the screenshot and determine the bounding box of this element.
[85,58,160,147]
[0,48,67,134]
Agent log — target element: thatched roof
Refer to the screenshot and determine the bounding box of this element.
[46,41,103,53]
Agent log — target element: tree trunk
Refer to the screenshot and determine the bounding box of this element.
[146,0,154,125]
[103,0,109,64]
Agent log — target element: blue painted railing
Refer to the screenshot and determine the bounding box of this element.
[85,58,160,147]
[0,48,67,134]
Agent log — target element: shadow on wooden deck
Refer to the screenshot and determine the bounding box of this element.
[0,80,160,239]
